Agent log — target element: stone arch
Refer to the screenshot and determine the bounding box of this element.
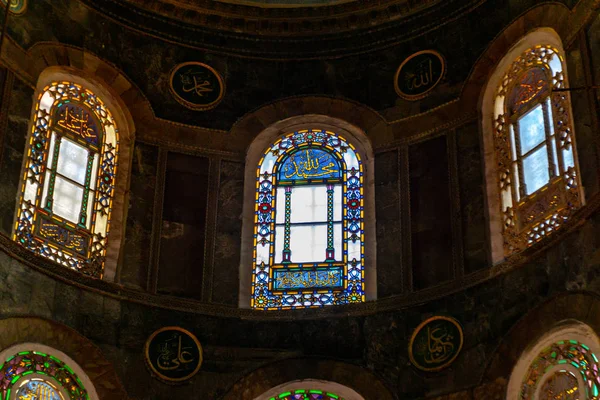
[484,292,600,389]
[0,316,128,400]
[238,112,377,308]
[222,358,393,400]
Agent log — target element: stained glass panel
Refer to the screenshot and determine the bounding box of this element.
[252,129,364,310]
[0,351,89,400]
[269,389,343,400]
[492,45,582,254]
[13,82,119,277]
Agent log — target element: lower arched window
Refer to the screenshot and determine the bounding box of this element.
[0,344,98,400]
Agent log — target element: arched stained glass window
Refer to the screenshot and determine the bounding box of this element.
[492,45,582,255]
[252,129,364,310]
[13,81,118,278]
[0,350,90,400]
[269,390,343,400]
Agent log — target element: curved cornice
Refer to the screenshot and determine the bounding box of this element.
[1,189,599,322]
[77,0,485,59]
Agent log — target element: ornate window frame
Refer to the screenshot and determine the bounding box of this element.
[481,28,584,263]
[0,343,100,400]
[507,321,600,400]
[11,67,134,281]
[239,115,376,309]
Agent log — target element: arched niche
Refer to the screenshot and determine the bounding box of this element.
[238,114,376,309]
[506,320,600,399]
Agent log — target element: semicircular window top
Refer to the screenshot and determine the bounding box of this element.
[268,389,344,400]
[252,129,364,310]
[0,350,90,400]
[492,45,583,255]
[13,81,119,278]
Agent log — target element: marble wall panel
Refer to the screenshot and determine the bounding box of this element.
[409,136,453,290]
[119,142,158,289]
[212,160,244,306]
[0,75,31,236]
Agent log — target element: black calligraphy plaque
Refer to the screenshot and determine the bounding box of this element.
[145,326,203,383]
[408,316,463,372]
[394,50,446,100]
[169,62,225,110]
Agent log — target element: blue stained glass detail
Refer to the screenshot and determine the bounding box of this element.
[278,148,341,182]
[519,104,546,155]
[252,129,364,310]
[523,146,550,195]
[16,379,64,400]
[273,267,344,290]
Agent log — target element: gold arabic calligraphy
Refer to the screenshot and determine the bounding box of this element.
[180,72,213,97]
[156,334,195,371]
[515,70,547,107]
[283,150,338,180]
[57,107,97,140]
[405,58,435,91]
[276,271,341,289]
[39,221,86,253]
[423,326,455,365]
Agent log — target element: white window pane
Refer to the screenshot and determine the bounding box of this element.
[256,238,270,265]
[334,185,342,221]
[549,53,563,75]
[334,222,342,261]
[274,225,284,264]
[93,212,108,235]
[90,153,99,190]
[275,187,286,224]
[290,186,328,223]
[57,137,88,185]
[290,224,327,263]
[86,190,95,229]
[41,171,51,208]
[546,98,555,136]
[512,163,520,202]
[509,125,517,162]
[53,176,83,223]
[494,95,505,118]
[551,137,559,176]
[343,151,359,170]
[563,147,575,169]
[523,146,550,195]
[519,104,546,155]
[47,132,57,168]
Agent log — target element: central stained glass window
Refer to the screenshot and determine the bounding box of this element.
[269,389,344,400]
[252,129,364,310]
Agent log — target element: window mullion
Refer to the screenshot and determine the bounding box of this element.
[44,135,62,211]
[282,186,292,264]
[78,152,96,228]
[325,184,335,261]
[513,121,527,199]
[542,99,556,179]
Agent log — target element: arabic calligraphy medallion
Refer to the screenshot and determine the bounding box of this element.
[1,0,27,14]
[169,62,225,111]
[409,316,463,372]
[145,326,203,383]
[394,50,446,101]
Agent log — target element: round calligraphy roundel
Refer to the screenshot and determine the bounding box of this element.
[145,326,203,383]
[408,316,463,372]
[394,50,446,101]
[169,62,225,111]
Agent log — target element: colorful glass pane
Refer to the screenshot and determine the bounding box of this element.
[252,129,364,310]
[15,378,65,400]
[492,45,582,254]
[520,340,600,399]
[539,371,579,400]
[269,389,343,400]
[13,82,119,277]
[0,351,89,400]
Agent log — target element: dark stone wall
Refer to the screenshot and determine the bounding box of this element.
[120,142,158,289]
[0,74,31,236]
